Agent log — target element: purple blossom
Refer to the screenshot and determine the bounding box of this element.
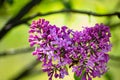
[29,18,112,80]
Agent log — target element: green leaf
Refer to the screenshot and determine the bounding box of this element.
[74,73,81,80]
[74,70,86,80]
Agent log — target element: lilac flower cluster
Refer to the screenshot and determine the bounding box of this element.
[29,19,112,80]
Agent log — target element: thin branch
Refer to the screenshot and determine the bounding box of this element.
[21,9,120,24]
[110,55,120,61]
[0,9,120,40]
[109,62,120,68]
[10,60,40,80]
[5,0,42,25]
[40,9,120,16]
[0,47,33,57]
[110,22,120,29]
[0,0,42,40]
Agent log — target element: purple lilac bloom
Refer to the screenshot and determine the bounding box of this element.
[29,18,112,80]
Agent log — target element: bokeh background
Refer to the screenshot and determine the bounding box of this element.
[0,0,120,80]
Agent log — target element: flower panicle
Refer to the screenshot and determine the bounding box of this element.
[29,18,112,80]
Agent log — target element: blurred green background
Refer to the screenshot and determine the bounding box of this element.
[0,0,120,80]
